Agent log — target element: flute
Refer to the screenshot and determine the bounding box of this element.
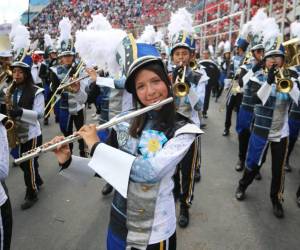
[14,97,174,165]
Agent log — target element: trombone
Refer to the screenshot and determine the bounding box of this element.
[14,97,174,164]
[173,66,190,97]
[44,61,84,118]
[56,67,101,92]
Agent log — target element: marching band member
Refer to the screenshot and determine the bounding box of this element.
[51,56,203,249]
[199,47,220,118]
[235,19,300,218]
[0,113,12,249]
[222,34,249,136]
[39,34,58,125]
[168,8,207,228]
[0,34,13,115]
[218,40,233,101]
[8,22,45,209]
[31,50,44,88]
[50,18,87,157]
[235,9,266,175]
[283,21,300,173]
[284,21,300,207]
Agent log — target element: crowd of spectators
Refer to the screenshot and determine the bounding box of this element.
[28,0,299,53]
[194,0,298,53]
[29,0,198,44]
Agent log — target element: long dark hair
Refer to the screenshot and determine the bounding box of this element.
[129,63,175,138]
[15,67,36,109]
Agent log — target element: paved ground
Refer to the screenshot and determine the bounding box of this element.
[6,100,300,250]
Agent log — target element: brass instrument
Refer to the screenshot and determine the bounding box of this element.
[56,68,101,92]
[5,80,19,148]
[242,51,252,65]
[282,38,300,67]
[0,65,12,84]
[14,97,174,164]
[44,61,84,118]
[189,60,198,70]
[173,66,190,97]
[275,67,293,93]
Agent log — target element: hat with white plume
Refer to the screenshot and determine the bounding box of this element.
[58,17,74,57]
[10,22,31,68]
[168,8,194,54]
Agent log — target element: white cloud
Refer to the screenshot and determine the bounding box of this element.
[0,0,28,24]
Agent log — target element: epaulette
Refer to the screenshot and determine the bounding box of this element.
[174,123,204,137]
[0,114,7,123]
[250,70,266,85]
[240,63,252,71]
[34,85,44,95]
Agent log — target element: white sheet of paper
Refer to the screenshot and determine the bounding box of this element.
[96,77,115,88]
[88,143,135,198]
[242,70,253,86]
[289,83,300,105]
[257,82,272,105]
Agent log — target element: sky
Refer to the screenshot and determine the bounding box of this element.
[0,0,28,24]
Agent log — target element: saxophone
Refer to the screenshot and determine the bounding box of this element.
[5,80,19,148]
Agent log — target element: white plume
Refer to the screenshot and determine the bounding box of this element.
[155,30,164,43]
[291,21,300,39]
[224,40,231,53]
[137,25,156,44]
[44,34,53,48]
[87,13,112,31]
[240,21,252,40]
[262,17,280,45]
[168,8,193,37]
[250,8,268,37]
[75,15,127,74]
[218,41,225,50]
[58,17,72,42]
[9,19,21,41]
[10,24,30,51]
[208,44,214,55]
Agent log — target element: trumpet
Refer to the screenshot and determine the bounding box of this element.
[189,60,198,70]
[173,66,190,97]
[14,97,174,164]
[275,67,293,93]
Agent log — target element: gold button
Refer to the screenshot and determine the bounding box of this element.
[142,185,150,192]
[137,209,144,214]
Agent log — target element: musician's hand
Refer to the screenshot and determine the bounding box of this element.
[86,68,97,82]
[252,61,264,73]
[267,64,277,85]
[172,65,183,83]
[75,124,100,151]
[70,81,80,93]
[9,107,23,119]
[49,136,71,165]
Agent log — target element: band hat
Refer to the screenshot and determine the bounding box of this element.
[116,33,160,78]
[9,23,32,67]
[0,50,12,57]
[234,37,249,51]
[168,8,194,54]
[249,8,267,51]
[125,56,166,94]
[250,44,264,51]
[57,17,75,57]
[11,61,30,69]
[264,49,285,59]
[263,17,282,55]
